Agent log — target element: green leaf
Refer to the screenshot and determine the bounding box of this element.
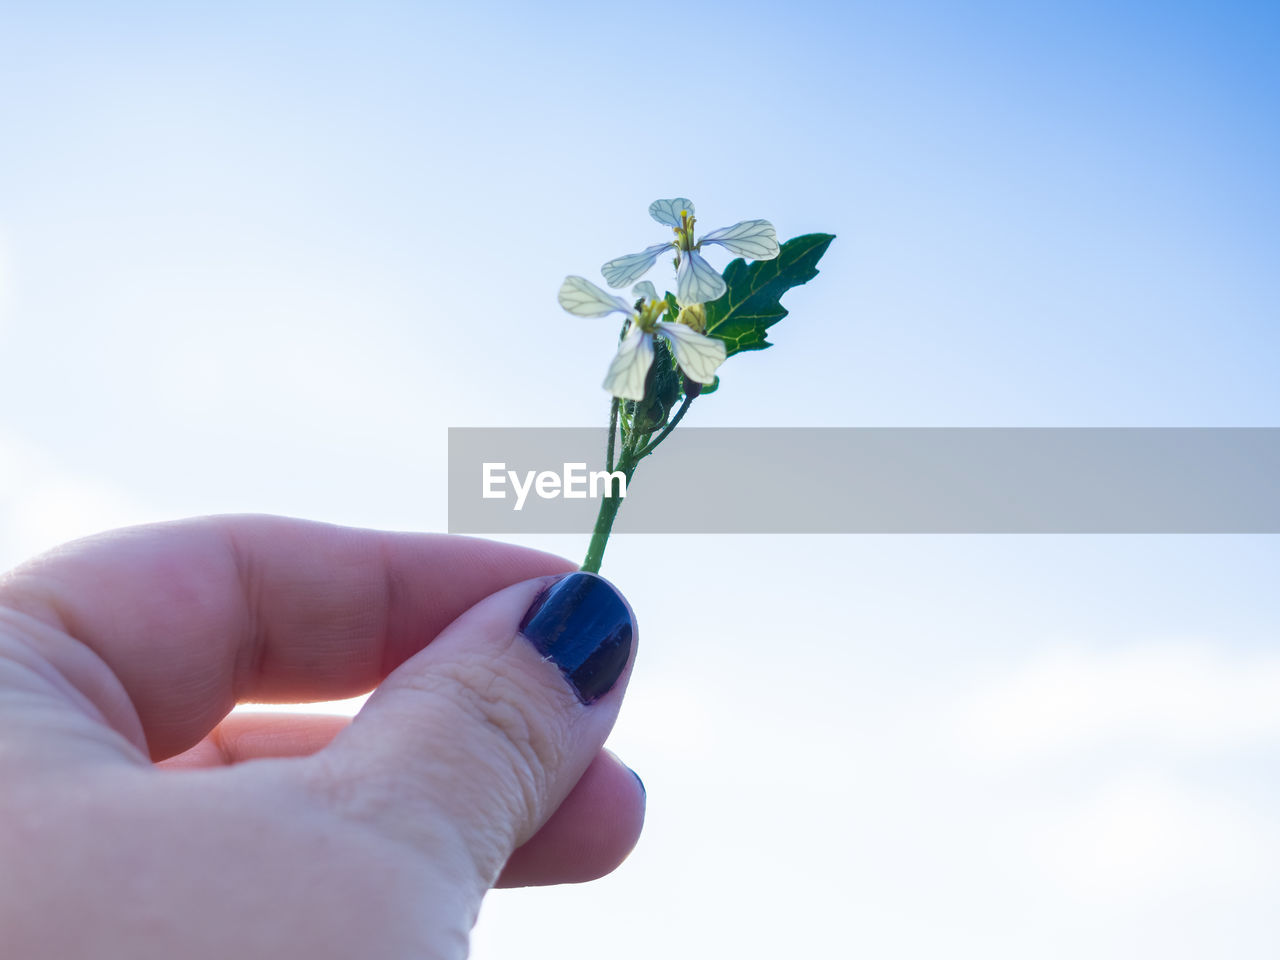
[703,233,834,358]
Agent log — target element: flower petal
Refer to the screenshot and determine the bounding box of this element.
[602,327,655,401]
[655,321,726,384]
[676,249,727,305]
[698,219,779,260]
[648,198,694,228]
[601,243,674,288]
[558,276,634,318]
[632,280,659,303]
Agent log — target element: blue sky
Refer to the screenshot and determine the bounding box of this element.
[1,2,1278,957]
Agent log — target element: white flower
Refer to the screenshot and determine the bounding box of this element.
[558,275,727,401]
[600,198,780,305]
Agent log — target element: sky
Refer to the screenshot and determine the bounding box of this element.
[1,1,1278,957]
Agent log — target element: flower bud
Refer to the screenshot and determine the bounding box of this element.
[677,302,706,334]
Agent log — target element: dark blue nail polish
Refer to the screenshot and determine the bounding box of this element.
[519,573,633,704]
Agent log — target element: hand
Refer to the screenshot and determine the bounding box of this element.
[0,516,643,959]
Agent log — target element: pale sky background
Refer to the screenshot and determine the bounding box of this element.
[2,1,1279,957]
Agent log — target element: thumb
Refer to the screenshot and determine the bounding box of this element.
[309,571,636,889]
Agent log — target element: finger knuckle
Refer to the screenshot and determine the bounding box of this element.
[432,654,568,818]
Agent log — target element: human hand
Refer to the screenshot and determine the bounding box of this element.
[0,516,642,959]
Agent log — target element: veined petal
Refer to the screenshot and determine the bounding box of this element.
[602,327,655,401]
[655,321,726,384]
[698,219,779,260]
[676,248,727,305]
[558,276,634,317]
[601,242,674,288]
[632,280,659,303]
[649,198,694,228]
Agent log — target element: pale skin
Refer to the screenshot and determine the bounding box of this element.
[0,516,644,959]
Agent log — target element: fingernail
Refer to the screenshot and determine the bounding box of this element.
[519,572,633,704]
[629,766,646,804]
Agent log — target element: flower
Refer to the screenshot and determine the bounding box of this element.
[600,198,780,305]
[558,275,726,401]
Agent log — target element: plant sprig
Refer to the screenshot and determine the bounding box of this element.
[557,198,834,573]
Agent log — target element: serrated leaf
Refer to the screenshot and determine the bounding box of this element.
[703,233,834,358]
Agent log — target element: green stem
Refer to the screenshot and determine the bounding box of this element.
[606,398,619,473]
[638,392,695,458]
[580,392,698,573]
[581,449,637,574]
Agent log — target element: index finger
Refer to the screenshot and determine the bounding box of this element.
[0,515,577,759]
